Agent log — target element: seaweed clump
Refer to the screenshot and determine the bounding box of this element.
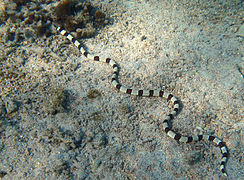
[55,0,107,38]
[12,0,31,7]
[0,0,52,37]
[46,87,69,115]
[55,0,76,22]
[87,89,101,99]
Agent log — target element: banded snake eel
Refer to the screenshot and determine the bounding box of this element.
[56,26,228,177]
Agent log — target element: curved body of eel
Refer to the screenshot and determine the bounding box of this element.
[56,26,228,177]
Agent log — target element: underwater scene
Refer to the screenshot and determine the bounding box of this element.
[0,0,243,179]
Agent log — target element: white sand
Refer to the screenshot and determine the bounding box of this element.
[0,0,243,179]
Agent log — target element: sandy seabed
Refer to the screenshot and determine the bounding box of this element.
[0,0,243,179]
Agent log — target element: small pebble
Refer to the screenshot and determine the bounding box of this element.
[4,97,18,114]
[0,99,6,115]
[236,24,244,37]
